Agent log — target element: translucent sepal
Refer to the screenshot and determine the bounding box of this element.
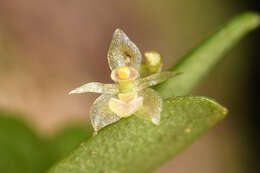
[69,82,119,95]
[90,94,120,133]
[107,29,142,71]
[135,88,163,125]
[136,72,179,91]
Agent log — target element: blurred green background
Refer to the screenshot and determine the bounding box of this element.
[0,0,259,173]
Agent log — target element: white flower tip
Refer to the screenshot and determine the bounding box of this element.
[69,87,86,95]
[69,89,78,95]
[151,117,160,125]
[114,28,124,34]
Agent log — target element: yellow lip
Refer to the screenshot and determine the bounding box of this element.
[108,96,143,118]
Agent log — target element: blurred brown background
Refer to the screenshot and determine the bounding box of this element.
[0,0,258,173]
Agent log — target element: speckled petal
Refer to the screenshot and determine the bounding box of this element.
[135,88,162,125]
[69,82,119,95]
[107,29,142,71]
[90,94,120,133]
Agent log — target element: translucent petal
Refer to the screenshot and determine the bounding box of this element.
[69,82,119,95]
[135,88,163,125]
[136,72,180,91]
[107,29,142,71]
[90,94,120,132]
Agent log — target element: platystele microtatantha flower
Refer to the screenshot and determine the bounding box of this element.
[69,29,180,133]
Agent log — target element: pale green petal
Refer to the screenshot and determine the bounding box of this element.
[90,94,120,133]
[136,72,180,91]
[107,29,142,70]
[69,82,119,95]
[135,88,162,125]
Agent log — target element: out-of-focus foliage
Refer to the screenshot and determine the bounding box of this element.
[0,110,51,173]
[0,110,92,173]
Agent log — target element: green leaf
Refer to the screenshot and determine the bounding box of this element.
[48,96,227,173]
[48,125,93,161]
[0,110,52,173]
[156,12,260,97]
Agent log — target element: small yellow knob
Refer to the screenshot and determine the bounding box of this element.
[144,51,161,66]
[118,66,131,79]
[111,66,139,82]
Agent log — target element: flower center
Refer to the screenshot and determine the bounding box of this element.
[118,66,131,79]
[111,66,138,81]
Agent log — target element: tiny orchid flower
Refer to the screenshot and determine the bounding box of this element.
[69,29,180,133]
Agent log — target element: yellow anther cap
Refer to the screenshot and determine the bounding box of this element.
[118,66,131,79]
[111,66,139,82]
